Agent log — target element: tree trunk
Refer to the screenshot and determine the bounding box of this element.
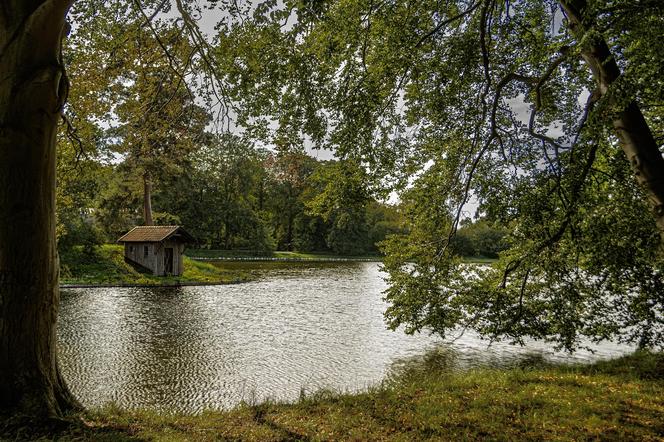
[560,0,664,237]
[258,178,264,211]
[0,0,80,418]
[143,172,154,226]
[286,212,294,251]
[224,224,231,249]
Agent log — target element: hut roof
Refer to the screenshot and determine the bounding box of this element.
[117,226,195,243]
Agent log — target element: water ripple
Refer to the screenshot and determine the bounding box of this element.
[57,262,633,413]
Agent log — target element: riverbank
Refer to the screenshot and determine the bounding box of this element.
[60,245,253,286]
[186,249,384,262]
[8,351,663,441]
[186,249,497,264]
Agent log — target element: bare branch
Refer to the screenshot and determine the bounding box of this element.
[133,0,197,108]
[174,0,233,129]
[415,1,481,47]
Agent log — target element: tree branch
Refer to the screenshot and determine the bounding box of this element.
[415,1,481,48]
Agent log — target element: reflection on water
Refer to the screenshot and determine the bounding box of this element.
[57,262,633,413]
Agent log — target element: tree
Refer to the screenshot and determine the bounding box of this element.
[264,150,319,250]
[55,151,106,255]
[55,2,137,245]
[304,160,373,254]
[0,0,80,418]
[95,162,145,237]
[0,0,232,420]
[222,0,664,349]
[452,219,509,258]
[111,24,210,226]
[176,134,274,250]
[365,201,406,254]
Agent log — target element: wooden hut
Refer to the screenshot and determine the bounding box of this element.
[118,226,194,276]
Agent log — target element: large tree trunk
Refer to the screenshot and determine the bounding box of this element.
[143,172,154,225]
[560,0,664,237]
[0,0,80,418]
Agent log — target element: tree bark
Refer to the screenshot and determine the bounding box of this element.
[0,0,80,418]
[143,172,154,225]
[560,0,664,237]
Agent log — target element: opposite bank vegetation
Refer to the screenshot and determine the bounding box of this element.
[3,351,662,441]
[59,244,496,287]
[58,245,386,286]
[59,245,253,286]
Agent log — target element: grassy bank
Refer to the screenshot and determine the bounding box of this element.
[185,249,383,261]
[186,249,497,264]
[60,245,252,286]
[8,351,663,441]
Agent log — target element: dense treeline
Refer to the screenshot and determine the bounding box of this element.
[53,10,502,258]
[57,133,407,255]
[51,9,504,258]
[54,11,412,257]
[451,220,509,259]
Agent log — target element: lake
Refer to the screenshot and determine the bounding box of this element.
[58,261,633,413]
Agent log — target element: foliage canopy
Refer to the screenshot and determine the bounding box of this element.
[219,0,664,350]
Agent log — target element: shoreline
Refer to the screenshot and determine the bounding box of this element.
[186,252,496,264]
[4,351,662,441]
[59,279,249,289]
[190,256,383,262]
[59,245,255,288]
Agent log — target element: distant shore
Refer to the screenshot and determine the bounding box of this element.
[59,280,247,289]
[59,245,498,287]
[185,249,384,262]
[185,249,498,264]
[191,255,382,262]
[59,245,253,287]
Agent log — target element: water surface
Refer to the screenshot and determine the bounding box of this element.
[58,262,632,412]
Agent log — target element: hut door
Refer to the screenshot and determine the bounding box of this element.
[164,248,174,274]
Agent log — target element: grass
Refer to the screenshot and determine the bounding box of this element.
[184,249,274,259]
[185,249,382,261]
[186,250,496,263]
[272,251,380,260]
[60,245,253,286]
[7,351,663,441]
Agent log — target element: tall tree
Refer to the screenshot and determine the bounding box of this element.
[112,24,210,226]
[304,160,373,254]
[0,0,80,418]
[181,134,274,250]
[264,150,319,250]
[0,0,234,420]
[560,0,664,234]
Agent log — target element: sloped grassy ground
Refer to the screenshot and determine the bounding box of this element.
[60,245,252,285]
[7,351,663,441]
[185,249,383,260]
[185,248,496,264]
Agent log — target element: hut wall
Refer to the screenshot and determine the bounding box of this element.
[151,240,185,276]
[124,242,159,274]
[178,243,184,276]
[155,245,165,276]
[124,239,187,276]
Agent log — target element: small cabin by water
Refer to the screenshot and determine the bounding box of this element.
[118,226,194,276]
